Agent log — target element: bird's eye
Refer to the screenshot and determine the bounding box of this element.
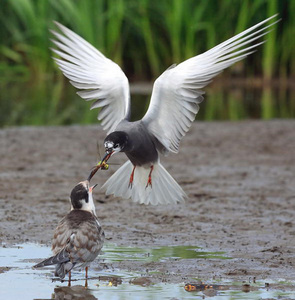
[114,144,119,148]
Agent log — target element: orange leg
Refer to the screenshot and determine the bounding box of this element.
[145,165,154,188]
[128,165,136,188]
[68,271,71,287]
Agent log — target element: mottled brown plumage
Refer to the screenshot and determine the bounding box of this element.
[34,181,104,282]
[51,209,104,276]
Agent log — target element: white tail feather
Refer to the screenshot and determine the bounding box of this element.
[102,161,186,205]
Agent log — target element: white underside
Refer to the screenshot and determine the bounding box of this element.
[101,160,186,205]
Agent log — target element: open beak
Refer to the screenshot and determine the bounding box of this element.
[87,150,114,181]
[89,183,98,193]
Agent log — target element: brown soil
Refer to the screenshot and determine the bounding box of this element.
[1,120,295,283]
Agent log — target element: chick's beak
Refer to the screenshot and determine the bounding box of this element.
[89,183,98,193]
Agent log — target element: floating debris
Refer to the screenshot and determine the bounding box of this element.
[185,283,228,292]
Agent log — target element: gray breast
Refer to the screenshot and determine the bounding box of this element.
[116,120,159,166]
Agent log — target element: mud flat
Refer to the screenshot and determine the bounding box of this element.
[1,120,295,283]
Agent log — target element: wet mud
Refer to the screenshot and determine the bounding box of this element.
[1,120,295,284]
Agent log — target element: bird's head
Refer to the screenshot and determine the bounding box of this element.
[70,180,97,214]
[87,131,129,182]
[101,131,129,162]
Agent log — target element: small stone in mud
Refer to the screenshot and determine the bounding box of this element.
[0,267,12,274]
[226,269,248,275]
[98,275,122,286]
[242,284,251,293]
[130,277,153,286]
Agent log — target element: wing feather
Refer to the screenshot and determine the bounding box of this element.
[51,22,131,133]
[142,15,279,152]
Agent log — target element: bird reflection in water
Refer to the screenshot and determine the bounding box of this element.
[53,285,97,300]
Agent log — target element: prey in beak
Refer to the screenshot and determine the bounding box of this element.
[88,135,124,182]
[87,150,113,182]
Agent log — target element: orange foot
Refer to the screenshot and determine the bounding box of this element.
[145,165,154,188]
[128,165,136,188]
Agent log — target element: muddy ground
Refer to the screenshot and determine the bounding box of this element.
[1,120,295,284]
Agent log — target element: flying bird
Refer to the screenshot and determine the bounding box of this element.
[33,181,104,286]
[51,15,278,205]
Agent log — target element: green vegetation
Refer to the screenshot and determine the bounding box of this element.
[0,0,294,127]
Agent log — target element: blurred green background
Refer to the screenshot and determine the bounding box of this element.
[0,0,294,127]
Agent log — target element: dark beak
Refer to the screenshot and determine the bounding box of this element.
[87,150,114,181]
[101,151,113,164]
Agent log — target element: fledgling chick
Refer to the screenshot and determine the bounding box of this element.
[34,180,104,285]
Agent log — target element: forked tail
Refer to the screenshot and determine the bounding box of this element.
[102,160,186,205]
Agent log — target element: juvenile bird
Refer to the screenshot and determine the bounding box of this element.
[51,15,278,205]
[33,181,104,286]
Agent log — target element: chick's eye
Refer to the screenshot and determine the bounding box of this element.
[114,144,119,148]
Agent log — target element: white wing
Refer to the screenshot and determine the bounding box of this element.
[51,22,130,133]
[142,15,279,153]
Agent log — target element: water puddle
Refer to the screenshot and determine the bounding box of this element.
[102,244,230,262]
[0,243,294,299]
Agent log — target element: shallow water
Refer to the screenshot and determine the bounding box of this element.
[102,244,230,262]
[1,243,295,300]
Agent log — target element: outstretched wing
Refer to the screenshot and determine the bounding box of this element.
[51,22,130,133]
[142,15,279,153]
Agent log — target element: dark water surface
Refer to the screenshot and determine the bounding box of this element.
[1,81,294,127]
